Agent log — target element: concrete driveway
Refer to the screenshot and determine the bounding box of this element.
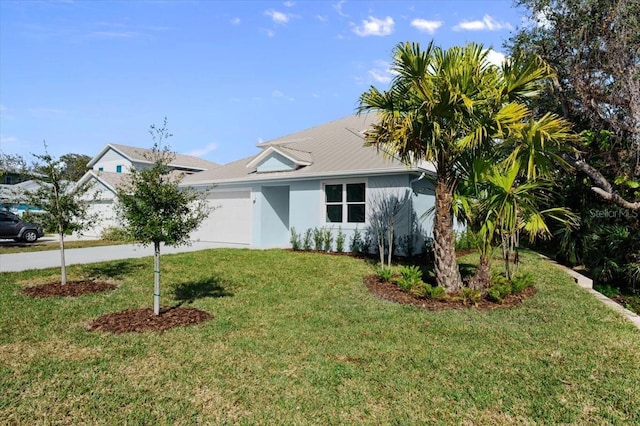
[0,238,247,273]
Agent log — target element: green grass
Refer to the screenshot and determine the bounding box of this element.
[0,239,126,254]
[1,249,639,425]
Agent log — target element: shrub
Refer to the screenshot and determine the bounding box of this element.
[455,229,479,250]
[512,272,535,294]
[290,227,301,251]
[487,274,513,303]
[323,228,333,252]
[461,287,482,304]
[376,267,393,282]
[100,226,131,241]
[595,283,620,298]
[313,228,324,251]
[349,226,362,253]
[303,229,313,251]
[423,284,448,300]
[396,265,423,291]
[336,227,345,253]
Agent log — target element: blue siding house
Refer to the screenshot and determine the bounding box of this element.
[183,114,437,252]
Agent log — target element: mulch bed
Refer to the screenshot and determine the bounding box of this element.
[364,274,537,311]
[87,307,212,333]
[20,281,117,298]
[20,280,212,333]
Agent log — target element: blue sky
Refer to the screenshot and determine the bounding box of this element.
[1,0,527,165]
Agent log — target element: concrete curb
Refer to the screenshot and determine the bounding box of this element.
[538,253,640,330]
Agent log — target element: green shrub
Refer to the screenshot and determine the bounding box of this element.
[487,274,513,303]
[290,227,301,251]
[455,229,479,250]
[512,272,535,293]
[100,226,131,241]
[323,228,333,252]
[303,229,313,251]
[424,284,447,300]
[396,265,423,291]
[336,227,345,253]
[313,228,324,251]
[349,227,362,253]
[461,287,482,304]
[376,267,393,282]
[594,283,620,298]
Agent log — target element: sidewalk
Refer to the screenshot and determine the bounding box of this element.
[0,240,246,273]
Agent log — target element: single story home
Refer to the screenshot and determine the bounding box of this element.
[80,114,437,253]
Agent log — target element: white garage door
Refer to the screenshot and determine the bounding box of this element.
[191,190,252,245]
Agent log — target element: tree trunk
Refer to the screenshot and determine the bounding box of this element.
[474,254,491,289]
[433,175,463,292]
[59,230,67,286]
[154,241,161,315]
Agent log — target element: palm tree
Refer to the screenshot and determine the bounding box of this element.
[477,163,578,281]
[358,41,553,292]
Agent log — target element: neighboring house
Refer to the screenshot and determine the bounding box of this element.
[78,144,220,237]
[0,180,47,215]
[182,114,436,251]
[80,115,437,250]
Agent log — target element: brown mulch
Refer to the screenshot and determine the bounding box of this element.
[20,281,117,298]
[364,275,537,311]
[87,307,212,334]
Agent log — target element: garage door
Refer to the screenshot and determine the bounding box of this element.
[191,190,252,245]
[86,200,119,238]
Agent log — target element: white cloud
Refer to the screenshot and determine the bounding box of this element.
[265,9,290,25]
[453,15,513,31]
[230,17,241,25]
[265,29,276,37]
[353,16,394,37]
[317,15,328,22]
[272,90,294,101]
[368,60,393,84]
[485,49,506,66]
[284,1,295,7]
[333,0,348,18]
[410,18,443,34]
[186,142,218,157]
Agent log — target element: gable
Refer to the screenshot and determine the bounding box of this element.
[256,151,297,173]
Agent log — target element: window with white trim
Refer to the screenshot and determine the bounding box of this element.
[325,182,366,223]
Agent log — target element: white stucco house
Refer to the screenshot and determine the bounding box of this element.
[80,114,437,251]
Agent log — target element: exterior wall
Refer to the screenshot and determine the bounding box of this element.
[249,172,435,253]
[256,152,295,173]
[82,177,119,237]
[92,149,133,173]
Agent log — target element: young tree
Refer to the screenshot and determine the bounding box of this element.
[115,120,210,315]
[22,144,96,285]
[367,191,411,269]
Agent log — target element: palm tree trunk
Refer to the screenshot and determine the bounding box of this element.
[433,175,463,292]
[474,254,491,289]
[154,241,161,315]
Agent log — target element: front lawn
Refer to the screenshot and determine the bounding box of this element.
[1,249,639,424]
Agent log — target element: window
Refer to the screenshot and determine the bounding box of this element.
[116,165,122,173]
[98,167,104,172]
[325,182,365,223]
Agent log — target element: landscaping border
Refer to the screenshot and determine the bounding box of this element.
[539,253,640,330]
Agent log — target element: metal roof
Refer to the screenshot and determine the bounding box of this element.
[183,114,432,186]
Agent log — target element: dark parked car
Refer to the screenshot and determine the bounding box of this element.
[0,211,45,243]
